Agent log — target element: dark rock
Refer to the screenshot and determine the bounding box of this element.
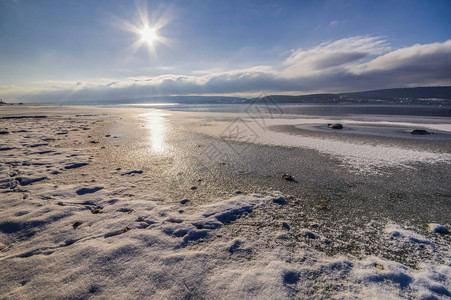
[281,174,294,181]
[91,208,102,214]
[404,129,429,135]
[0,131,9,134]
[328,123,343,129]
[73,221,83,228]
[180,199,190,205]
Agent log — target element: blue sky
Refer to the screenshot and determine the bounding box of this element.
[1,0,450,102]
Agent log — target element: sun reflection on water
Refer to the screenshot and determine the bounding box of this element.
[142,110,170,154]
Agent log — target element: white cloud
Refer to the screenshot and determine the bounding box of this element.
[350,40,451,74]
[2,37,451,102]
[282,36,390,77]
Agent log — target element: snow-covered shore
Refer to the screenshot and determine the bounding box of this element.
[1,107,450,299]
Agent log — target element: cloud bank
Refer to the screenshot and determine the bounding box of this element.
[3,37,451,102]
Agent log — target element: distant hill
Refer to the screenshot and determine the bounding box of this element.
[261,86,451,104]
[341,86,451,100]
[34,86,451,105]
[77,95,246,105]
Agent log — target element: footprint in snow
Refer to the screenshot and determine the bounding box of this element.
[64,162,89,169]
[76,186,104,195]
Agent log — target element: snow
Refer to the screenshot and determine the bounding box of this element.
[1,109,450,299]
[427,223,450,235]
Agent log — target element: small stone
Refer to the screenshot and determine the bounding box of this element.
[404,129,429,135]
[105,134,111,137]
[328,123,343,129]
[73,221,83,228]
[89,141,98,144]
[375,264,385,270]
[122,226,131,233]
[180,199,190,205]
[235,191,242,194]
[91,208,102,214]
[0,131,9,134]
[190,186,197,190]
[281,174,294,181]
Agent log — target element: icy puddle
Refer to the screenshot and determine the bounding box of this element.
[189,115,451,173]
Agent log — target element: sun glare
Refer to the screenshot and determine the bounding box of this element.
[139,25,157,45]
[122,2,172,58]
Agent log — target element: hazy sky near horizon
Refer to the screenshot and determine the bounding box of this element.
[1,0,451,102]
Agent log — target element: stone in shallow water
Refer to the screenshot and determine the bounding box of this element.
[404,129,429,135]
[328,123,343,129]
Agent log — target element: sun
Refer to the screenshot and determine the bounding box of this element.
[139,25,158,45]
[121,2,171,58]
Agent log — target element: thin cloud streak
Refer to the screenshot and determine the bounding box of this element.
[3,37,451,102]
